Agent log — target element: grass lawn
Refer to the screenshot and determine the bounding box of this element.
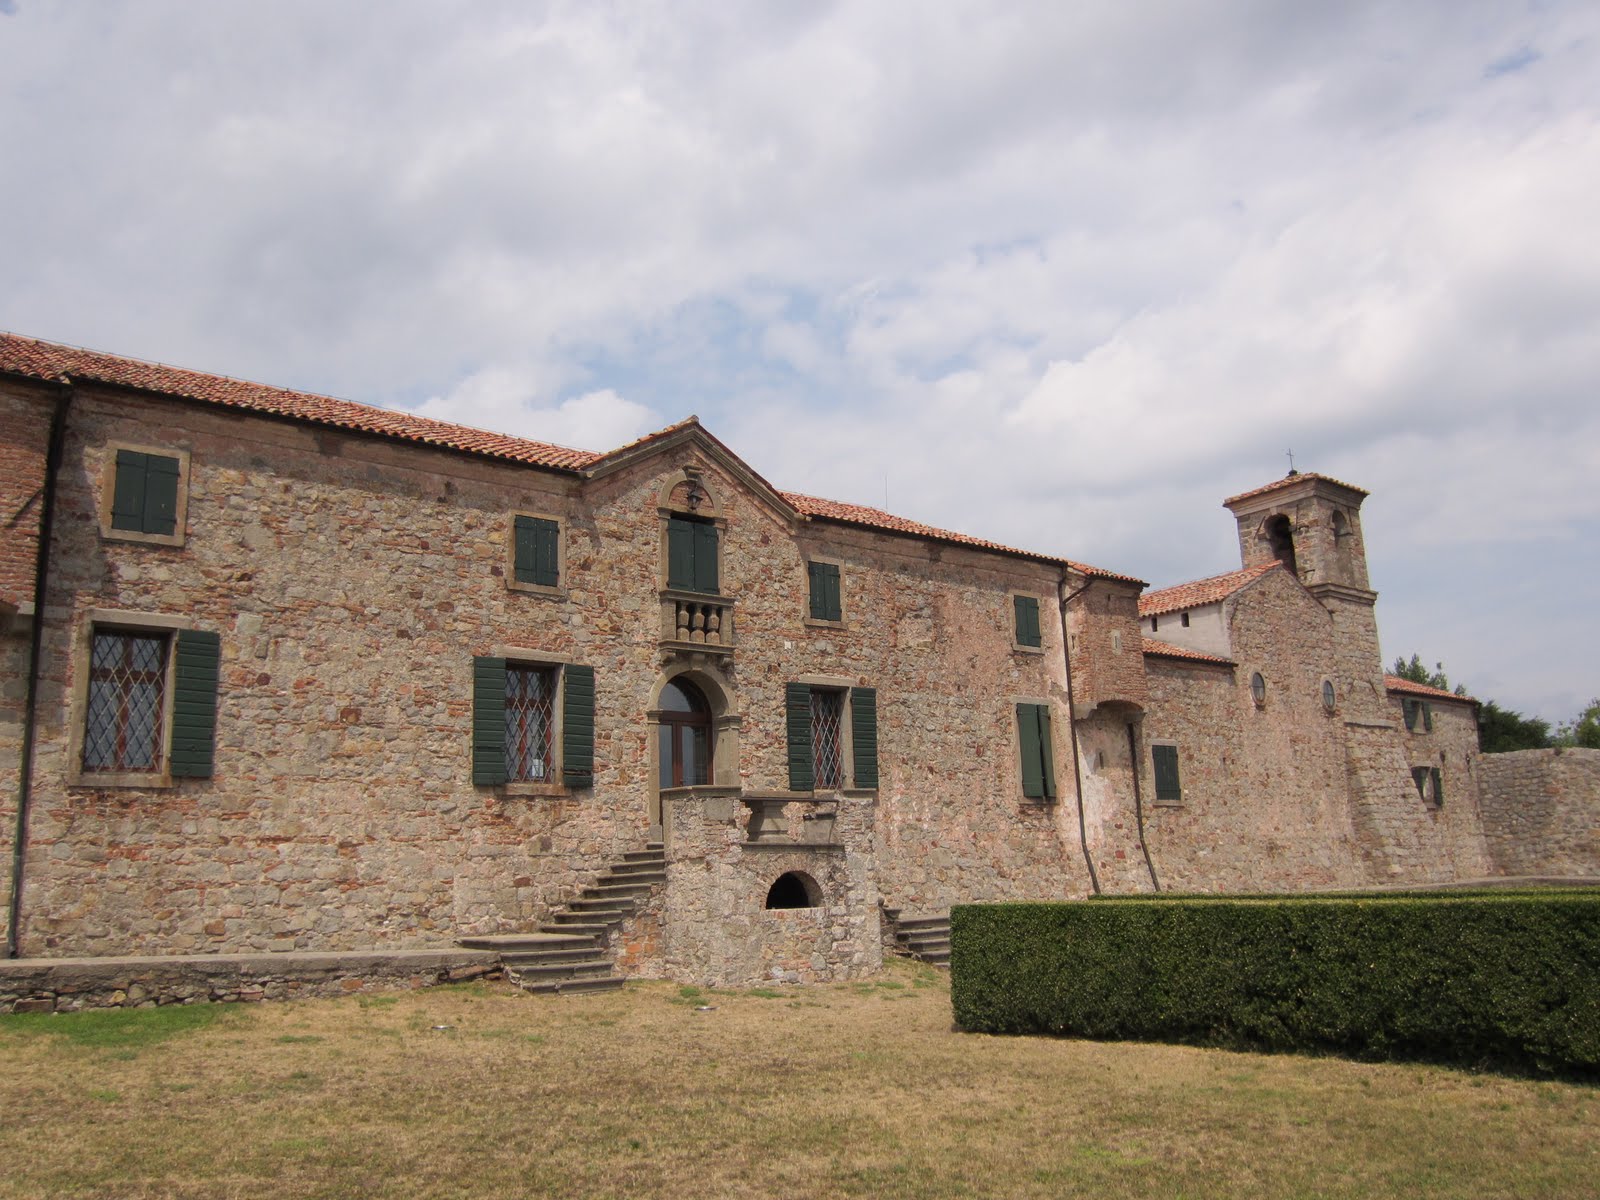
[0,958,1594,1199]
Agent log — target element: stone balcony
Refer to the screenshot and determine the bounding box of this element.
[660,589,735,655]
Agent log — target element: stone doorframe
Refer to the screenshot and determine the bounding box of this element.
[646,661,742,840]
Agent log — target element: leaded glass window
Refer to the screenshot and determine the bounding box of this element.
[84,631,168,772]
[506,664,557,781]
[811,689,843,789]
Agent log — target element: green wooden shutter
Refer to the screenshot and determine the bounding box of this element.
[111,450,149,531]
[694,521,719,594]
[667,517,695,590]
[144,453,180,535]
[472,656,508,786]
[1152,744,1182,802]
[786,682,814,791]
[1017,703,1044,799]
[1411,766,1430,798]
[170,629,220,778]
[1422,702,1434,732]
[1037,703,1056,798]
[514,516,560,587]
[1431,766,1444,807]
[809,562,841,621]
[1014,595,1041,647]
[1403,699,1418,731]
[562,664,595,788]
[851,687,878,788]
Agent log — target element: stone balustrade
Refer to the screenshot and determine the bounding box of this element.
[660,589,735,652]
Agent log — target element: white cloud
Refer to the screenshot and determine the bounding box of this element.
[1,0,1597,718]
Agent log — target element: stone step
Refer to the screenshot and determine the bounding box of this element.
[457,932,595,952]
[539,921,612,939]
[620,849,666,864]
[500,945,603,966]
[588,882,656,901]
[566,897,637,915]
[511,958,615,981]
[518,975,626,996]
[897,916,951,934]
[549,907,628,926]
[902,936,950,955]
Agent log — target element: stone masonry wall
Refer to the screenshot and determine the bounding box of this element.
[7,377,1110,964]
[1478,748,1600,877]
[1140,572,1368,892]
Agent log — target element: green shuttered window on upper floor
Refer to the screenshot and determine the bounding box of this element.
[472,656,594,788]
[1013,595,1042,648]
[111,449,181,536]
[667,516,720,594]
[513,515,561,587]
[1016,702,1057,800]
[808,561,842,622]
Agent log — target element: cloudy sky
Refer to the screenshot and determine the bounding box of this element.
[2,2,1596,722]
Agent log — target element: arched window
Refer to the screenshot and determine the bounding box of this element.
[765,871,820,909]
[658,677,712,788]
[1266,515,1298,576]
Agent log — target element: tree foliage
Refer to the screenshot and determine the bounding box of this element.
[1392,654,1560,753]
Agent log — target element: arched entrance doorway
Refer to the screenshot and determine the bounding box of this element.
[658,677,712,790]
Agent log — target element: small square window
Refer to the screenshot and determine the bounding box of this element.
[1013,594,1042,649]
[807,560,842,623]
[509,514,562,591]
[101,445,190,546]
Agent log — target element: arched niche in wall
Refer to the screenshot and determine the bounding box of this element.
[765,871,821,910]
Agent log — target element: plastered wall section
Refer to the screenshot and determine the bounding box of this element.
[12,381,1100,957]
[1138,571,1367,891]
[1477,748,1600,877]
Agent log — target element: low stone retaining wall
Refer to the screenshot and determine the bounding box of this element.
[0,949,502,1013]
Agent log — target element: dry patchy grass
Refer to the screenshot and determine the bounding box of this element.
[0,960,1595,1199]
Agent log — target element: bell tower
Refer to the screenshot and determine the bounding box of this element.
[1223,471,1385,714]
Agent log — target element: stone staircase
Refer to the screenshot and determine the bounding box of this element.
[458,843,666,995]
[887,910,951,967]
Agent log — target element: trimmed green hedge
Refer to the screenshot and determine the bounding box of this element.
[950,894,1600,1076]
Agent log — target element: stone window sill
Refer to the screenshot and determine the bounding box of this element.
[1011,643,1046,656]
[501,781,572,798]
[802,617,848,631]
[69,771,177,790]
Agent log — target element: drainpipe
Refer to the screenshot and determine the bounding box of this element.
[1125,721,1161,892]
[1057,571,1100,895]
[8,381,73,958]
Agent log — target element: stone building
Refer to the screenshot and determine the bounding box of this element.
[0,332,1591,988]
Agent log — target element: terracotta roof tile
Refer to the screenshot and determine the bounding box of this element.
[782,492,1145,584]
[0,332,600,472]
[0,331,1148,584]
[1139,561,1282,617]
[1384,675,1477,704]
[1141,638,1235,665]
[1224,471,1369,506]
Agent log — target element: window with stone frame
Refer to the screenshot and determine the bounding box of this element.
[101,445,190,546]
[785,682,878,791]
[506,663,559,781]
[78,624,220,780]
[84,630,170,772]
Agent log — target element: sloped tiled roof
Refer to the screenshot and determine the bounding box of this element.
[1224,471,1369,506]
[1139,561,1282,617]
[782,492,1144,583]
[1141,638,1234,666]
[0,331,1146,584]
[0,332,600,471]
[1384,675,1477,704]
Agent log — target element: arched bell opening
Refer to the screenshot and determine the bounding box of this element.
[765,871,821,910]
